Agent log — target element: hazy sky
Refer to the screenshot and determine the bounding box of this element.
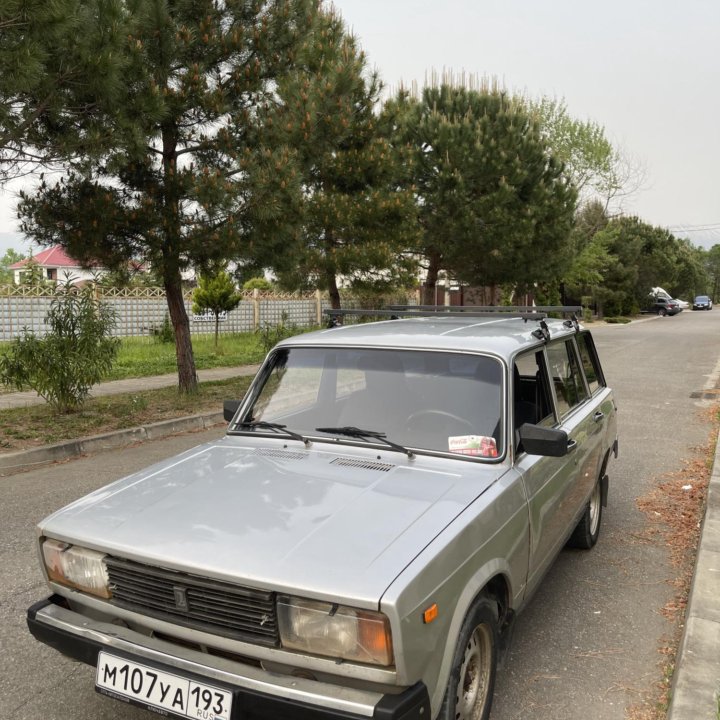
[1,0,718,256]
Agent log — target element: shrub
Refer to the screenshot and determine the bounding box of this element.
[150,313,175,344]
[0,284,120,412]
[256,312,301,356]
[243,277,273,291]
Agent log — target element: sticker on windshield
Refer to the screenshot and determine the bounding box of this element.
[448,435,498,458]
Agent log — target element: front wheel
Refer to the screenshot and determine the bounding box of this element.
[567,479,603,549]
[437,597,499,720]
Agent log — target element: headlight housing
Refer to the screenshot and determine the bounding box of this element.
[41,538,112,599]
[278,596,393,666]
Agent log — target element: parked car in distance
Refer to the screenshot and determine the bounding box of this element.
[675,298,689,310]
[27,306,619,720]
[647,296,682,316]
[693,295,713,310]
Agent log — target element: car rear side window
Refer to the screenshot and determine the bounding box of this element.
[577,332,604,394]
[546,340,589,416]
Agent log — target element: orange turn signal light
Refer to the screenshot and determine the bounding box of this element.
[423,603,438,624]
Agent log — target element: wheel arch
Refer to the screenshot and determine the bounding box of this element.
[429,565,512,714]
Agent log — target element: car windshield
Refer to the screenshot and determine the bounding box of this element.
[235,347,504,459]
[695,296,709,301]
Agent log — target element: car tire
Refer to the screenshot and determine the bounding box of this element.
[437,597,499,720]
[567,479,603,549]
[658,308,667,316]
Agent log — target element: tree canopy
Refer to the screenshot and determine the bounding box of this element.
[192,269,242,348]
[16,0,318,392]
[390,81,577,302]
[270,8,418,307]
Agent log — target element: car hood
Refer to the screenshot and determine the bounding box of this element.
[40,436,505,606]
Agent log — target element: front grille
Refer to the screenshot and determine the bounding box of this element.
[105,557,279,647]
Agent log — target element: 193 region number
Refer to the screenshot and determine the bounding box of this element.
[96,651,232,719]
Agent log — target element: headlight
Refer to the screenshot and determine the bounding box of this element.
[41,539,111,599]
[278,597,393,666]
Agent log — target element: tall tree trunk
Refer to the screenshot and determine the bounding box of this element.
[423,251,442,305]
[327,270,341,310]
[160,121,197,393]
[165,274,198,393]
[214,313,220,349]
[324,233,341,310]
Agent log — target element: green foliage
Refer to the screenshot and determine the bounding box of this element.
[390,81,576,301]
[529,98,622,206]
[0,0,130,178]
[589,216,703,316]
[256,312,301,356]
[271,8,419,308]
[150,314,175,344]
[705,244,720,300]
[242,277,273,291]
[193,270,242,348]
[19,256,49,286]
[13,0,319,392]
[0,284,119,412]
[0,248,24,283]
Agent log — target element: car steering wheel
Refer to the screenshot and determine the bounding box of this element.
[406,409,476,435]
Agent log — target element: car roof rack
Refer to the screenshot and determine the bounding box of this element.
[324,306,583,336]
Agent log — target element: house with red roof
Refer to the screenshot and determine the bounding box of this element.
[8,245,106,285]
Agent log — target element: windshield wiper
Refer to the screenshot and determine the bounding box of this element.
[238,420,309,445]
[315,426,413,458]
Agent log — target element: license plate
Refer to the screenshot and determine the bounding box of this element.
[96,651,232,720]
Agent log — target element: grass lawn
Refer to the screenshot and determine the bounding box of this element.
[107,333,268,380]
[0,377,252,453]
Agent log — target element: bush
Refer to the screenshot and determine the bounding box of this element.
[150,313,175,344]
[256,312,301,356]
[0,285,120,412]
[243,277,273,291]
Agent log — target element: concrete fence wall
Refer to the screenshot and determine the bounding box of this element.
[0,286,328,341]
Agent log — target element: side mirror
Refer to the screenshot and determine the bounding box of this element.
[518,423,569,457]
[223,400,241,422]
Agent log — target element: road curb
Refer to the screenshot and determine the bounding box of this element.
[0,412,226,476]
[667,429,720,720]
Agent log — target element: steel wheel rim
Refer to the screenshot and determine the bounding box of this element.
[589,482,601,536]
[455,623,493,720]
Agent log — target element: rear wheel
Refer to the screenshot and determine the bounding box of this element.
[658,308,667,316]
[438,597,498,720]
[567,479,603,549]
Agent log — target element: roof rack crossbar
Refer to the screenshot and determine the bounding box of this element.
[387,304,583,314]
[323,308,551,325]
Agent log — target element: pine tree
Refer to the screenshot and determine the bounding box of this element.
[0,0,129,179]
[192,270,242,349]
[15,0,318,392]
[270,9,419,308]
[390,82,577,303]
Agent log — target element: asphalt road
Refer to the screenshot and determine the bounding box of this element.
[2,310,719,720]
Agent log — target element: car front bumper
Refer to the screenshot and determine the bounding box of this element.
[28,596,430,720]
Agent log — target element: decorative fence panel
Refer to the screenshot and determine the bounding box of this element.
[0,286,327,341]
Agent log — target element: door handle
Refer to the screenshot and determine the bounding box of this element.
[593,411,605,422]
[567,439,578,452]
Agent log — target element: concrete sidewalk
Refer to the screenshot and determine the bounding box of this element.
[667,434,720,720]
[0,364,260,410]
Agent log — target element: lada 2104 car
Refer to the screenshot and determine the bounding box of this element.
[27,306,619,720]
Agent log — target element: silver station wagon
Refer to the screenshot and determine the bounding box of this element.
[28,307,619,720]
